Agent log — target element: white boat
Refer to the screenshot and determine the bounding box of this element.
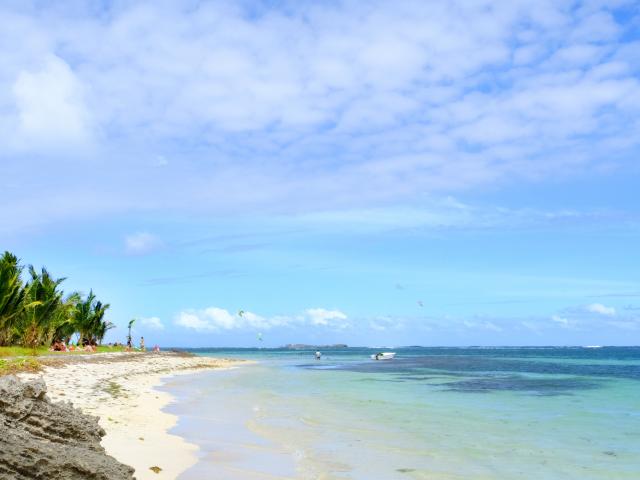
[371,352,396,360]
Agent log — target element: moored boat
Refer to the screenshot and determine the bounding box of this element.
[371,352,396,360]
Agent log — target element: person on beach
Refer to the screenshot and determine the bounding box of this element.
[50,340,66,352]
[140,336,145,351]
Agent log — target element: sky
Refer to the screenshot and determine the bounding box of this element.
[1,0,640,347]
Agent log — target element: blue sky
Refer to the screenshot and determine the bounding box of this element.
[1,0,640,346]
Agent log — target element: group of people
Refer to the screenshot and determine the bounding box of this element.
[124,336,157,352]
[49,336,160,353]
[49,340,97,352]
[123,336,161,352]
[125,336,145,351]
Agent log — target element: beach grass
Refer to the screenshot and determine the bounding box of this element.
[0,357,41,375]
[0,346,49,357]
[0,345,129,357]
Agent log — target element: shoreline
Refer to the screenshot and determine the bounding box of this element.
[19,352,246,479]
[160,367,301,480]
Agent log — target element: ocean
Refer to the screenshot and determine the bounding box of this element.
[161,347,640,479]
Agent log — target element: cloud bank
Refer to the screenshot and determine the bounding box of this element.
[172,302,640,338]
[175,307,349,332]
[1,0,639,231]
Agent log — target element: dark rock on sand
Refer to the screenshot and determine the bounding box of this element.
[0,375,135,480]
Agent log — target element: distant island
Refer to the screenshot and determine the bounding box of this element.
[282,344,348,350]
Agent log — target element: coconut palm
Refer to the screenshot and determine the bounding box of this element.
[20,266,66,349]
[72,290,111,346]
[48,292,82,344]
[127,318,136,348]
[95,320,115,345]
[0,252,25,345]
[90,300,112,345]
[0,251,115,350]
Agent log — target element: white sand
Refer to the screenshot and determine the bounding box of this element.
[20,352,243,479]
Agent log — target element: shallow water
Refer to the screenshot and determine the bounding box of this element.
[164,347,640,479]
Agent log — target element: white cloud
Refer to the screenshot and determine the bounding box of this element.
[587,303,616,316]
[304,308,349,327]
[550,314,576,329]
[125,232,164,255]
[551,315,570,325]
[0,0,638,229]
[11,54,90,149]
[140,316,164,330]
[175,312,216,332]
[170,307,640,343]
[175,308,278,331]
[202,307,237,329]
[174,306,348,332]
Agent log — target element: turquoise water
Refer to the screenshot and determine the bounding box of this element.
[163,347,640,479]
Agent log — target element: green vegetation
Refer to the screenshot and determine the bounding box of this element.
[0,251,114,351]
[0,345,48,357]
[0,345,126,357]
[0,357,41,375]
[102,380,127,398]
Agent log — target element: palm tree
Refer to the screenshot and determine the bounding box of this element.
[127,318,136,348]
[96,320,115,345]
[20,266,66,349]
[0,252,25,346]
[90,299,112,345]
[72,290,111,346]
[48,292,81,345]
[0,251,115,350]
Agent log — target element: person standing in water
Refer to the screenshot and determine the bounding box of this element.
[315,351,321,360]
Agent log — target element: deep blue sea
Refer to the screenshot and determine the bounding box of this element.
[163,347,640,479]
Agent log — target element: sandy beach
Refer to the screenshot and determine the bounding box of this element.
[19,352,244,480]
